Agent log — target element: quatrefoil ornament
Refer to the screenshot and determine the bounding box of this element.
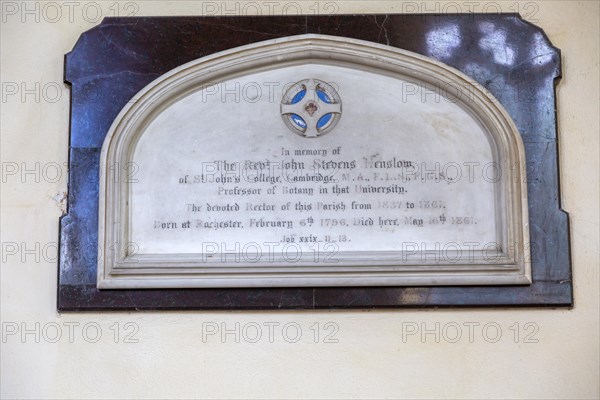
[280,79,342,138]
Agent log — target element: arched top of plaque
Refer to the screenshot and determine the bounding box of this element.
[98,34,530,289]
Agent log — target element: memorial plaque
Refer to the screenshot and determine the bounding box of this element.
[97,35,530,288]
[59,15,572,309]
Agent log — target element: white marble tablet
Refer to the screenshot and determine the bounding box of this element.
[97,34,531,288]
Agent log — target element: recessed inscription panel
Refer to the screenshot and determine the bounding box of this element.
[98,35,530,288]
[131,65,498,257]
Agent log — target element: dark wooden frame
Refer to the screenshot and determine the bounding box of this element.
[58,14,572,310]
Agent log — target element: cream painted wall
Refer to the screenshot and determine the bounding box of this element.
[1,1,598,399]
